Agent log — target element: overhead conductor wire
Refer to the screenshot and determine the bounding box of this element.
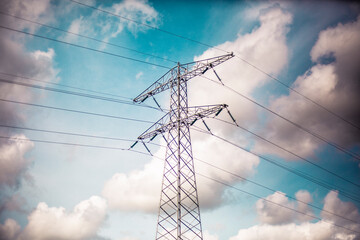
[68,0,360,132]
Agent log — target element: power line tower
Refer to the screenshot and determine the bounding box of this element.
[132,53,234,240]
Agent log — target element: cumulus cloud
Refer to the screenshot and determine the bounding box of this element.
[230,191,360,240]
[321,191,360,234]
[102,158,163,213]
[203,230,219,240]
[230,222,335,240]
[254,15,360,159]
[0,196,107,240]
[1,0,54,34]
[0,135,34,189]
[192,131,259,209]
[0,193,27,214]
[65,0,158,44]
[102,128,259,212]
[0,219,21,240]
[0,0,59,215]
[256,190,313,225]
[189,5,292,124]
[111,0,158,34]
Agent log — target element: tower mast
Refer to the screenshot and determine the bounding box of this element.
[132,53,234,239]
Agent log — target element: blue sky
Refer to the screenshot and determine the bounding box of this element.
[0,0,360,240]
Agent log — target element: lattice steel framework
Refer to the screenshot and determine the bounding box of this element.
[133,53,234,240]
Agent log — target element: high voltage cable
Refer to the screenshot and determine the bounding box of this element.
[2,94,359,201]
[3,1,359,232]
[0,78,164,112]
[0,124,141,143]
[198,173,360,235]
[202,76,360,161]
[0,71,132,100]
[2,136,359,235]
[2,96,359,202]
[191,127,360,204]
[0,11,177,64]
[194,158,359,225]
[1,121,356,211]
[66,0,230,54]
[0,124,164,148]
[0,98,154,124]
[0,7,360,148]
[1,133,358,226]
[68,0,360,131]
[210,118,360,202]
[0,135,149,155]
[0,25,171,69]
[212,117,360,190]
[1,125,357,223]
[232,56,360,131]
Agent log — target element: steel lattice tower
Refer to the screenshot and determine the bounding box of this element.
[132,53,234,240]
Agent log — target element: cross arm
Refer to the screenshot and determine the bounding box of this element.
[133,53,234,103]
[137,104,227,140]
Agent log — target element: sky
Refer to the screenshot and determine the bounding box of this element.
[0,0,360,239]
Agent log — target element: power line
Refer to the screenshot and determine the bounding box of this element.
[0,25,171,69]
[198,173,360,235]
[0,135,151,156]
[2,120,358,220]
[0,6,360,146]
[0,11,177,64]
[201,76,360,161]
[194,157,360,225]
[1,132,358,226]
[0,77,164,112]
[2,80,359,204]
[0,58,358,193]
[0,124,137,143]
[3,2,359,233]
[191,127,360,204]
[68,0,360,131]
[0,62,358,225]
[67,0,230,54]
[0,115,358,205]
[233,55,360,131]
[212,117,360,190]
[0,71,132,100]
[0,98,154,124]
[6,92,356,205]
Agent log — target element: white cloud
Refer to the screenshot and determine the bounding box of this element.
[0,0,59,193]
[135,71,143,80]
[254,15,360,159]
[192,131,259,209]
[14,196,107,240]
[102,128,259,212]
[256,190,313,225]
[203,230,219,240]
[0,135,34,189]
[111,0,158,35]
[230,191,360,240]
[2,0,54,34]
[65,0,158,45]
[188,5,292,144]
[230,222,335,240]
[321,191,360,233]
[102,158,163,213]
[0,218,21,240]
[118,237,139,240]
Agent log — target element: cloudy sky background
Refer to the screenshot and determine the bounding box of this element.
[0,0,360,239]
